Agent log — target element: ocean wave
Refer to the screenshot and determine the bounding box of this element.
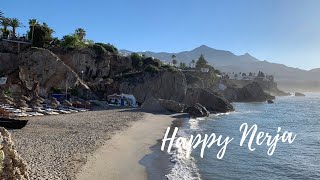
[165,129,201,180]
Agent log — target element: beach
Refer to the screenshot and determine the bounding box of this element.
[9,109,175,179]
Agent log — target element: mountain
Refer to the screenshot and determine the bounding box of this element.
[120,45,320,92]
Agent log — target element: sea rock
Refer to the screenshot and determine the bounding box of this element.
[223,82,275,102]
[18,48,95,98]
[267,100,274,104]
[295,92,306,97]
[185,103,209,118]
[158,99,186,113]
[184,88,234,113]
[140,93,168,113]
[0,127,29,180]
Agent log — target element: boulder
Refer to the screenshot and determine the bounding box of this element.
[158,99,186,113]
[18,48,95,99]
[184,88,234,113]
[223,82,275,102]
[295,92,306,97]
[185,103,209,118]
[140,94,168,113]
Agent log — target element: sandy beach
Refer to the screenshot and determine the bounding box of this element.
[76,113,174,180]
[9,109,175,179]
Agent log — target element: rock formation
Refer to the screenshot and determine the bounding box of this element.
[295,92,306,97]
[223,82,275,102]
[140,93,168,113]
[185,103,210,118]
[0,128,29,180]
[184,88,234,113]
[158,99,186,113]
[18,48,94,98]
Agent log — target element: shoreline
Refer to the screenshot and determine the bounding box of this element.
[75,113,177,180]
[10,109,144,179]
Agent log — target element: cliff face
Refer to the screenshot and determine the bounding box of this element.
[226,79,289,96]
[92,70,188,103]
[0,53,18,74]
[223,82,275,102]
[53,48,133,82]
[18,48,92,97]
[184,88,234,113]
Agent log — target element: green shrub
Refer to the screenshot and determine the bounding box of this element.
[145,65,159,73]
[92,44,107,55]
[95,43,118,54]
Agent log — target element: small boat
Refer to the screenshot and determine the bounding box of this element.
[0,118,28,129]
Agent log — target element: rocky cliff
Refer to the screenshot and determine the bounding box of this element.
[226,79,289,96]
[92,70,187,103]
[18,48,93,98]
[184,88,234,113]
[223,82,275,102]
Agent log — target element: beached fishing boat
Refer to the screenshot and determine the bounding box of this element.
[0,117,28,129]
[0,108,28,129]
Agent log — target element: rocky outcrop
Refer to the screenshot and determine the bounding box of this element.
[0,128,29,180]
[54,48,112,81]
[140,93,168,113]
[184,88,234,113]
[158,99,186,113]
[54,48,133,81]
[225,79,290,96]
[223,82,275,102]
[0,53,18,74]
[295,92,306,97]
[94,70,188,104]
[18,48,94,98]
[184,74,205,88]
[185,103,209,118]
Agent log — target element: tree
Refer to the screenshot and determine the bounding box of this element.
[249,72,253,76]
[196,54,208,68]
[131,53,144,70]
[29,19,39,43]
[75,28,86,41]
[28,22,54,47]
[95,43,118,54]
[191,59,196,68]
[179,62,187,69]
[9,18,22,37]
[172,59,177,66]
[60,34,85,48]
[0,10,3,19]
[0,18,10,37]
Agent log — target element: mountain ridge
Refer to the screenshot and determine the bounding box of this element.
[120,45,320,91]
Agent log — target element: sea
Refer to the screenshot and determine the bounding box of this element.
[164,93,320,180]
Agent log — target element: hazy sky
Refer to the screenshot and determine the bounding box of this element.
[2,0,320,70]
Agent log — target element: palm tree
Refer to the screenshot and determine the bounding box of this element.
[9,18,22,37]
[1,18,9,31]
[29,19,39,43]
[75,28,86,41]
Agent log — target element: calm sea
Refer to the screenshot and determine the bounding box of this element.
[166,93,320,180]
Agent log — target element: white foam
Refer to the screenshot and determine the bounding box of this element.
[165,129,202,180]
